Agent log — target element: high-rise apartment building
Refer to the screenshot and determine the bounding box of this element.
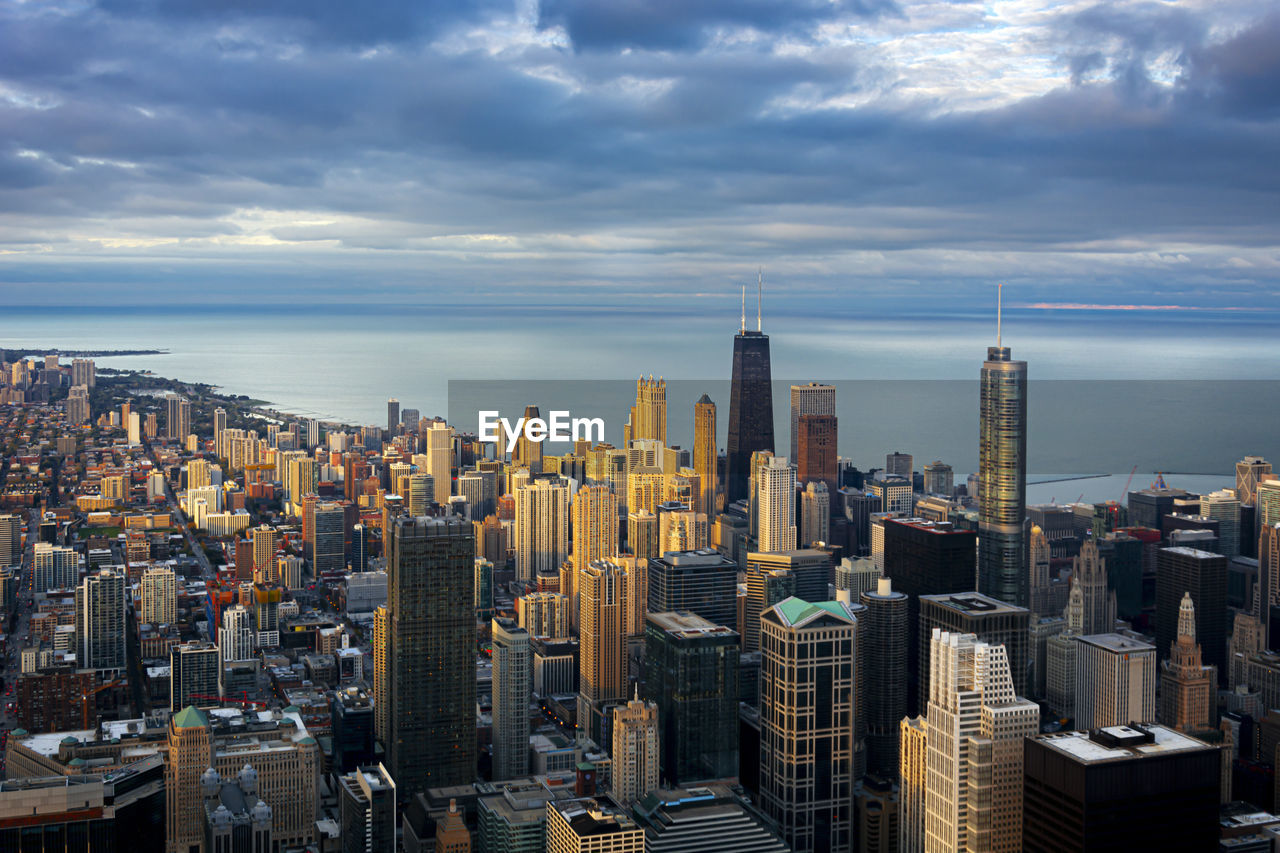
[1160,592,1216,733]
[756,457,796,553]
[611,693,660,806]
[76,569,126,671]
[491,617,531,781]
[570,484,617,622]
[1074,633,1156,730]
[165,393,191,441]
[512,404,543,473]
[219,604,255,663]
[726,297,775,504]
[0,513,19,569]
[33,542,78,591]
[170,641,221,711]
[385,516,476,796]
[758,597,860,853]
[694,394,718,516]
[978,305,1029,608]
[515,473,570,583]
[578,559,631,745]
[796,414,838,509]
[71,357,95,388]
[861,577,909,777]
[885,451,913,479]
[643,611,739,785]
[310,501,346,576]
[516,592,570,639]
[1200,488,1242,557]
[899,715,928,853]
[923,461,954,496]
[141,565,177,625]
[920,630,1038,853]
[1156,546,1227,686]
[372,605,389,750]
[789,382,835,463]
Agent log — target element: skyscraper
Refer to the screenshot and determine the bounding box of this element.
[170,641,221,711]
[515,473,570,583]
[789,383,835,462]
[631,376,667,445]
[978,288,1028,607]
[32,542,78,591]
[918,592,1030,703]
[923,461,954,497]
[643,611,739,785]
[799,481,830,546]
[726,279,775,504]
[571,484,618,577]
[387,398,400,435]
[310,501,346,577]
[1160,593,1216,733]
[579,559,631,744]
[694,394,718,517]
[1156,546,1227,686]
[756,457,796,553]
[1200,488,1241,557]
[758,597,859,853]
[921,630,1038,853]
[491,617,531,781]
[0,513,19,569]
[386,516,477,795]
[885,451,913,479]
[141,565,177,625]
[425,420,453,504]
[861,577,909,777]
[796,413,838,506]
[512,404,543,473]
[76,569,126,671]
[166,393,191,441]
[1074,633,1156,730]
[1022,726,1220,852]
[647,549,738,630]
[611,693,660,806]
[516,591,571,639]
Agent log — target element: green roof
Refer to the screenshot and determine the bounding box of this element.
[172,706,208,729]
[772,597,853,627]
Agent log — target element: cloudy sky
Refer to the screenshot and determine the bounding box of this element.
[1,0,1278,310]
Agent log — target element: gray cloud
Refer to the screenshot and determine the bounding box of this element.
[0,0,1277,310]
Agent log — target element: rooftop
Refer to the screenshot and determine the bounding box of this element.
[919,591,1028,615]
[1033,724,1213,764]
[1077,633,1156,654]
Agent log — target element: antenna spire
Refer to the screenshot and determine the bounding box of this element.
[757,267,763,332]
[740,283,746,333]
[997,282,1003,348]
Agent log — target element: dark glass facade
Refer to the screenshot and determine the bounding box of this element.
[727,331,775,503]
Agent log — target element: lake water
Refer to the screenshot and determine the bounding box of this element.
[4,303,1277,491]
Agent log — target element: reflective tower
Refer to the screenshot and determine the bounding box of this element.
[726,275,775,504]
[978,285,1028,606]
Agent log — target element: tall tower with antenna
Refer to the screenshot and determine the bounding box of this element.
[978,283,1029,607]
[726,271,776,504]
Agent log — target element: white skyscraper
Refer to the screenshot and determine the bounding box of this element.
[425,421,453,504]
[756,457,797,553]
[1201,488,1242,557]
[515,474,570,582]
[33,542,79,591]
[219,604,256,662]
[141,566,177,625]
[491,617,531,780]
[611,692,660,807]
[921,630,1038,853]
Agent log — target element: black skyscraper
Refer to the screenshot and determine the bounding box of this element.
[727,280,775,503]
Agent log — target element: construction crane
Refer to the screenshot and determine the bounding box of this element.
[80,680,122,728]
[1119,465,1138,503]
